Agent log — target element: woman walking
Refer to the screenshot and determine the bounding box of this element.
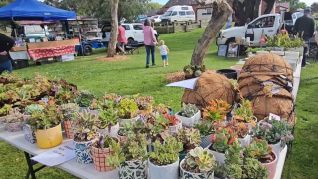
[143,19,157,68]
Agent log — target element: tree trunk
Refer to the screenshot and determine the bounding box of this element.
[191,0,233,66]
[107,0,119,57]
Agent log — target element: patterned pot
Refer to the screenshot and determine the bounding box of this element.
[98,123,120,138]
[200,135,212,148]
[175,110,201,128]
[262,152,278,179]
[5,121,23,132]
[91,145,115,172]
[168,120,182,135]
[22,124,36,144]
[74,140,94,164]
[180,159,214,179]
[148,158,179,179]
[63,120,74,139]
[119,160,147,179]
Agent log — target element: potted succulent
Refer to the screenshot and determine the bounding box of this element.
[148,136,183,179]
[22,104,44,144]
[164,113,182,135]
[224,142,268,179]
[177,128,201,160]
[107,133,148,179]
[203,99,230,123]
[180,147,217,179]
[227,120,251,147]
[117,122,133,145]
[0,104,12,120]
[234,99,257,129]
[175,103,201,127]
[2,108,25,132]
[194,121,214,148]
[97,101,119,137]
[209,128,238,164]
[244,139,277,179]
[60,103,80,139]
[91,135,118,172]
[73,110,99,164]
[28,103,63,149]
[76,90,95,109]
[254,119,294,156]
[117,98,139,126]
[134,95,154,114]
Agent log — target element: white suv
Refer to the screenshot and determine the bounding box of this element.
[121,23,144,44]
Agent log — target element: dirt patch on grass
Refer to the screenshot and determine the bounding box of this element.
[96,55,128,62]
[166,71,186,83]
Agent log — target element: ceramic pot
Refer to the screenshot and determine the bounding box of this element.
[261,152,278,179]
[63,120,74,139]
[180,159,214,179]
[168,121,182,135]
[35,124,63,149]
[148,158,179,179]
[98,123,119,138]
[23,124,36,144]
[238,134,251,147]
[74,140,94,164]
[91,145,114,172]
[5,121,23,132]
[119,160,147,179]
[175,110,201,128]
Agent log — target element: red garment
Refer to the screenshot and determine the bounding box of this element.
[117,25,128,44]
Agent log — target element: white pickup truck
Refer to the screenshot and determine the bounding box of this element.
[217,14,282,47]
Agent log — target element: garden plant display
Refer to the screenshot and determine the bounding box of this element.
[176,103,201,127]
[180,146,217,179]
[1,108,25,132]
[117,98,139,126]
[60,103,80,139]
[194,120,214,148]
[177,128,201,152]
[97,102,119,137]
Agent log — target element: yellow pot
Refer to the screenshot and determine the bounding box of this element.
[35,123,63,149]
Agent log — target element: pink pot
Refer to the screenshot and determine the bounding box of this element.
[262,152,277,179]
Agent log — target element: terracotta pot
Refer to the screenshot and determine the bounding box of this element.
[98,123,119,138]
[5,121,23,132]
[91,145,115,172]
[148,158,179,179]
[175,110,201,128]
[119,160,147,179]
[35,124,63,149]
[74,140,94,164]
[180,159,214,179]
[63,120,74,139]
[168,120,182,135]
[261,152,278,179]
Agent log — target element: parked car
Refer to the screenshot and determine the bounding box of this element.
[151,15,162,23]
[121,23,144,44]
[135,15,147,23]
[161,5,195,23]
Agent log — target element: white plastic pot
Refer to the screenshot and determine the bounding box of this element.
[208,144,226,165]
[270,140,282,159]
[148,158,179,179]
[168,121,182,135]
[238,134,251,147]
[179,159,214,179]
[175,110,201,128]
[98,123,119,138]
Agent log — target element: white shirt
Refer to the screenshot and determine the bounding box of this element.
[159,45,168,55]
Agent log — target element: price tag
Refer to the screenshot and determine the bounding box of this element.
[269,113,281,121]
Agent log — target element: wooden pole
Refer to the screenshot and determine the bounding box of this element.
[107,0,119,57]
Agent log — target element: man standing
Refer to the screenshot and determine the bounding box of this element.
[0,33,15,74]
[294,8,315,67]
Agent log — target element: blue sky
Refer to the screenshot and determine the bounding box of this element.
[152,0,168,5]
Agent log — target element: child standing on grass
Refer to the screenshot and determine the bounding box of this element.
[159,40,169,67]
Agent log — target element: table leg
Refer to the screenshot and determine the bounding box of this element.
[24,152,36,179]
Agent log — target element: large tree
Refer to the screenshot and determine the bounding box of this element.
[312,3,318,13]
[107,0,119,57]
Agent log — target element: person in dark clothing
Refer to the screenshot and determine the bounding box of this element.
[294,8,315,67]
[0,33,15,74]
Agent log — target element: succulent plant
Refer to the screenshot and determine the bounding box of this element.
[244,139,274,163]
[183,147,216,173]
[149,136,183,166]
[95,135,117,149]
[76,90,95,107]
[117,98,138,119]
[242,158,268,179]
[107,133,148,167]
[0,104,12,117]
[254,119,294,146]
[24,104,44,115]
[179,103,199,118]
[60,103,80,121]
[234,99,256,124]
[0,108,25,123]
[177,128,201,151]
[98,106,118,129]
[194,120,214,136]
[226,120,249,138]
[163,113,180,126]
[73,110,99,142]
[28,103,63,130]
[134,95,154,110]
[203,99,231,123]
[210,128,238,153]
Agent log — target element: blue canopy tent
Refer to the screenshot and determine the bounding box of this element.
[0,0,76,21]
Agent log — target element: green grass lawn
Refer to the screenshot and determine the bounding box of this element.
[0,28,317,178]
